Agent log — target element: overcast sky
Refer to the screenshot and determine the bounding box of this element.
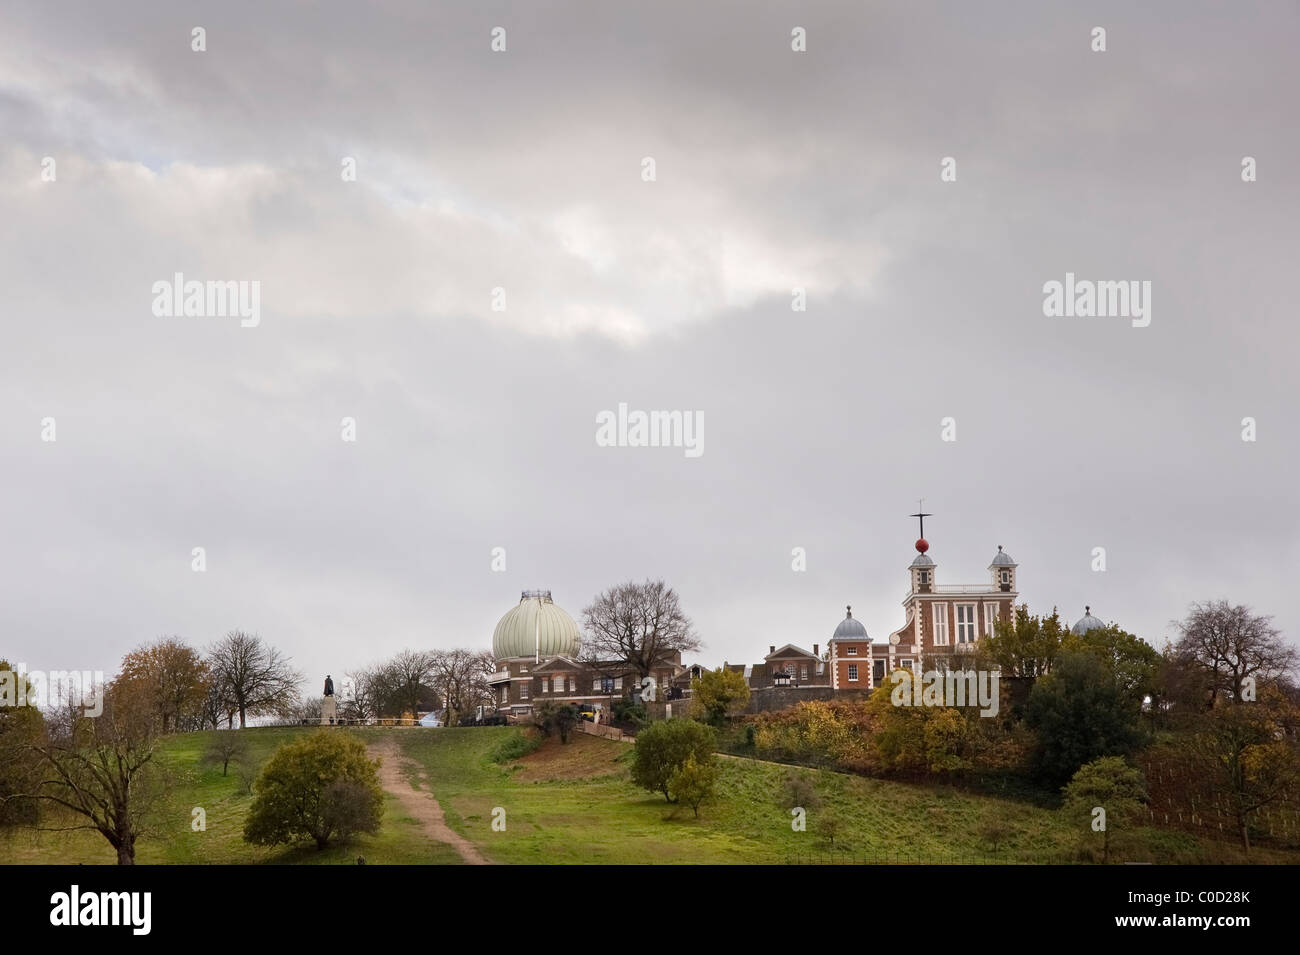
[2,1,1296,688]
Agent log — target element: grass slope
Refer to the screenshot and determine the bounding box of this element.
[398,727,1258,864]
[6,725,1294,864]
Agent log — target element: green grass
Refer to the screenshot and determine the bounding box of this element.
[2,727,462,865]
[7,725,1297,864]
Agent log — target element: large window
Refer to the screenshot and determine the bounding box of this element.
[847,664,859,682]
[520,683,529,699]
[553,676,565,694]
[799,665,808,681]
[957,604,976,643]
[932,603,949,646]
[984,602,998,638]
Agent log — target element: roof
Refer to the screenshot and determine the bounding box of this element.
[1071,607,1106,635]
[765,643,819,660]
[989,545,1017,567]
[910,553,935,568]
[831,606,869,640]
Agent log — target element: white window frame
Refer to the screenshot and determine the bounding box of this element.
[956,604,977,644]
[1000,569,1010,585]
[932,602,949,646]
[984,602,998,638]
[520,683,529,699]
[847,664,858,682]
[846,646,858,656]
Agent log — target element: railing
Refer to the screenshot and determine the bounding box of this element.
[903,584,995,599]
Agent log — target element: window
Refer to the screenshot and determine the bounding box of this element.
[919,570,930,584]
[1000,569,1010,585]
[846,646,858,656]
[568,677,576,693]
[957,604,976,643]
[538,679,547,693]
[984,602,998,638]
[799,665,808,681]
[932,603,949,646]
[847,664,859,682]
[601,676,615,694]
[520,683,529,699]
[614,677,623,690]
[901,659,914,671]
[553,676,565,694]
[873,660,885,683]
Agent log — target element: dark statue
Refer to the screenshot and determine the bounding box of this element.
[324,674,334,697]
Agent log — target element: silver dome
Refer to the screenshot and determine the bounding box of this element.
[1071,606,1106,635]
[989,545,1016,567]
[832,606,869,639]
[909,553,935,568]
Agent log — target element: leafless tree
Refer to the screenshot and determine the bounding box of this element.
[1172,601,1296,707]
[207,631,302,728]
[580,579,700,680]
[382,650,436,718]
[430,649,496,723]
[27,681,168,865]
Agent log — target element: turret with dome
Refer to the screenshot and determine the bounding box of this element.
[1071,606,1106,635]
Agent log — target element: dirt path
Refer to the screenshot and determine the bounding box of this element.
[369,737,490,865]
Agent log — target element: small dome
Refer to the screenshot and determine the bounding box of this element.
[910,553,934,568]
[832,605,869,640]
[492,591,581,659]
[989,545,1016,567]
[1071,606,1106,635]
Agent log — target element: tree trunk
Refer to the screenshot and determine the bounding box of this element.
[116,841,135,865]
[1238,814,1250,855]
[239,704,247,728]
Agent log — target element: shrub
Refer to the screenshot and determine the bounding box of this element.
[242,731,383,850]
[632,719,715,802]
[668,753,718,817]
[490,730,542,764]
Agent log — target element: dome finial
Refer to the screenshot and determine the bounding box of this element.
[846,605,852,618]
[1085,605,1090,615]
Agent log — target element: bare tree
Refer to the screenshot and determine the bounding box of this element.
[207,631,303,728]
[340,669,380,722]
[28,681,168,865]
[1173,601,1296,707]
[580,579,700,680]
[382,650,436,719]
[430,649,496,724]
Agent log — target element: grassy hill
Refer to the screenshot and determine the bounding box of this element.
[4,725,1294,864]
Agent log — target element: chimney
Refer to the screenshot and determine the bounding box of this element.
[769,645,775,655]
[813,644,819,658]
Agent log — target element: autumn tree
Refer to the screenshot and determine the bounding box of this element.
[581,579,700,681]
[207,631,302,728]
[668,753,717,817]
[1183,687,1300,854]
[117,637,210,733]
[689,667,751,725]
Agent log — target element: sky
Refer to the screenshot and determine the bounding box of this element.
[1,1,1296,688]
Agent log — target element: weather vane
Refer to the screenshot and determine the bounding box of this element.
[909,498,932,540]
